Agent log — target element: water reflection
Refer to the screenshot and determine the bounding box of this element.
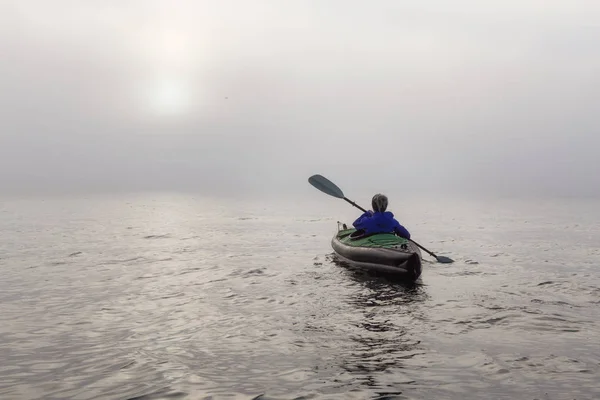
[332,257,429,396]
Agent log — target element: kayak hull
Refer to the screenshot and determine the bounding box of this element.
[331,224,422,281]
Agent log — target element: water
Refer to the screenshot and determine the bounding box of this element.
[1,194,599,399]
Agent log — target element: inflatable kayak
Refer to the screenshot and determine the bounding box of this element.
[331,223,422,280]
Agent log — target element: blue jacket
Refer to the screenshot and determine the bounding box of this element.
[352,211,411,239]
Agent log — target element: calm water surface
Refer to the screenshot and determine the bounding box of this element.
[1,194,599,399]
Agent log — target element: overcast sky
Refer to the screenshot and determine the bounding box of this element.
[1,1,598,198]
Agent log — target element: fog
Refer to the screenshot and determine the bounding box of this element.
[1,1,599,198]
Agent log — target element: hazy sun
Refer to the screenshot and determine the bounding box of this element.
[145,78,191,116]
[132,27,205,119]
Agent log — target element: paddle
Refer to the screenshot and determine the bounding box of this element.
[308,174,454,264]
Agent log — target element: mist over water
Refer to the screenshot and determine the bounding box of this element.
[1,1,600,399]
[1,1,599,197]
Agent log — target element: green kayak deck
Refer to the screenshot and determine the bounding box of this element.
[332,225,422,280]
[336,228,411,248]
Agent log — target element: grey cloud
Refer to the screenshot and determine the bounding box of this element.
[1,1,599,197]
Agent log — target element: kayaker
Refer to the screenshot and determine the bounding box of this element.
[352,194,411,239]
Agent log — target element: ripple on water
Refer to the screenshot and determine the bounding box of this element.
[1,196,600,399]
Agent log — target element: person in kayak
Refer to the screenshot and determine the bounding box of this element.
[352,194,411,239]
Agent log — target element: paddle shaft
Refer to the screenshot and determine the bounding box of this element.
[344,197,367,213]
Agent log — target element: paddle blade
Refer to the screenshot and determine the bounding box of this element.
[435,255,454,264]
[308,174,345,198]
